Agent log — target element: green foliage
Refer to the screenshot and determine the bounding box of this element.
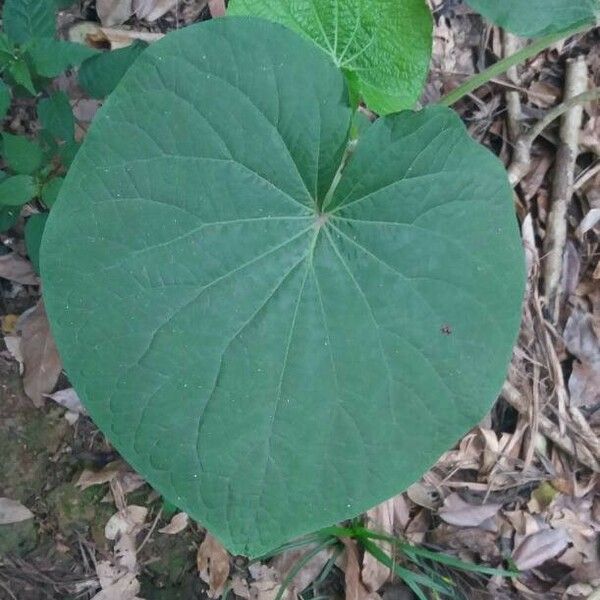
[41,18,524,557]
[41,177,63,209]
[466,0,599,37]
[25,213,49,273]
[228,0,432,114]
[0,80,11,120]
[2,0,55,44]
[38,92,75,142]
[2,134,44,174]
[0,174,36,206]
[78,42,149,98]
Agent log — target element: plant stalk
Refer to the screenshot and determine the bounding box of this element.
[439,22,594,107]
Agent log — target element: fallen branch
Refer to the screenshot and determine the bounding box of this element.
[543,56,588,321]
[502,380,600,473]
[507,86,600,187]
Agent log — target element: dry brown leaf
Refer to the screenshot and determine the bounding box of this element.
[97,0,134,26]
[564,308,600,415]
[4,334,23,373]
[512,528,570,570]
[361,497,405,592]
[46,387,86,414]
[247,563,280,600]
[69,21,163,50]
[0,253,39,285]
[1,314,18,335]
[105,506,148,541]
[92,562,143,600]
[19,300,62,407]
[158,512,189,535]
[77,461,128,490]
[341,538,380,600]
[0,497,34,524]
[438,493,502,528]
[271,544,332,599]
[197,533,230,598]
[133,0,181,21]
[208,0,226,17]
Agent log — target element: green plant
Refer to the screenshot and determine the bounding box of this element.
[38,0,597,563]
[257,524,518,600]
[228,0,433,114]
[0,0,150,270]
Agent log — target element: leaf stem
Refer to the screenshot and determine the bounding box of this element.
[438,22,594,107]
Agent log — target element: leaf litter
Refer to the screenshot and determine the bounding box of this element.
[1,1,600,598]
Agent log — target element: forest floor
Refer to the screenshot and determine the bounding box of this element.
[0,1,599,599]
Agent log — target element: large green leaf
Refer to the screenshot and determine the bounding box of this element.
[41,18,524,557]
[466,0,599,37]
[2,0,56,44]
[228,1,432,114]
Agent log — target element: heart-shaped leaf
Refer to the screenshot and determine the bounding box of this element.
[227,1,432,115]
[466,0,598,37]
[41,18,524,557]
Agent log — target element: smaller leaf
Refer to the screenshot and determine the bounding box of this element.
[0,252,38,284]
[512,529,569,570]
[7,59,36,95]
[0,174,36,206]
[27,38,99,78]
[0,206,20,231]
[25,213,49,273]
[41,177,64,208]
[97,0,135,26]
[78,41,148,98]
[0,80,12,120]
[0,498,34,525]
[2,134,44,174]
[38,92,75,141]
[58,141,79,168]
[197,534,230,599]
[2,0,56,45]
[0,34,14,56]
[20,299,62,407]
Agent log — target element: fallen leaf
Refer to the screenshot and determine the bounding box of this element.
[69,21,163,50]
[46,387,86,414]
[1,314,18,334]
[0,497,34,524]
[77,460,127,490]
[92,563,142,600]
[133,0,179,21]
[438,493,502,527]
[361,497,405,592]
[247,563,280,600]
[208,0,226,17]
[105,505,148,541]
[341,538,380,600]
[19,300,62,407]
[97,0,134,26]
[271,543,333,599]
[197,533,230,598]
[0,253,39,285]
[158,512,189,535]
[4,334,23,373]
[512,528,570,570]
